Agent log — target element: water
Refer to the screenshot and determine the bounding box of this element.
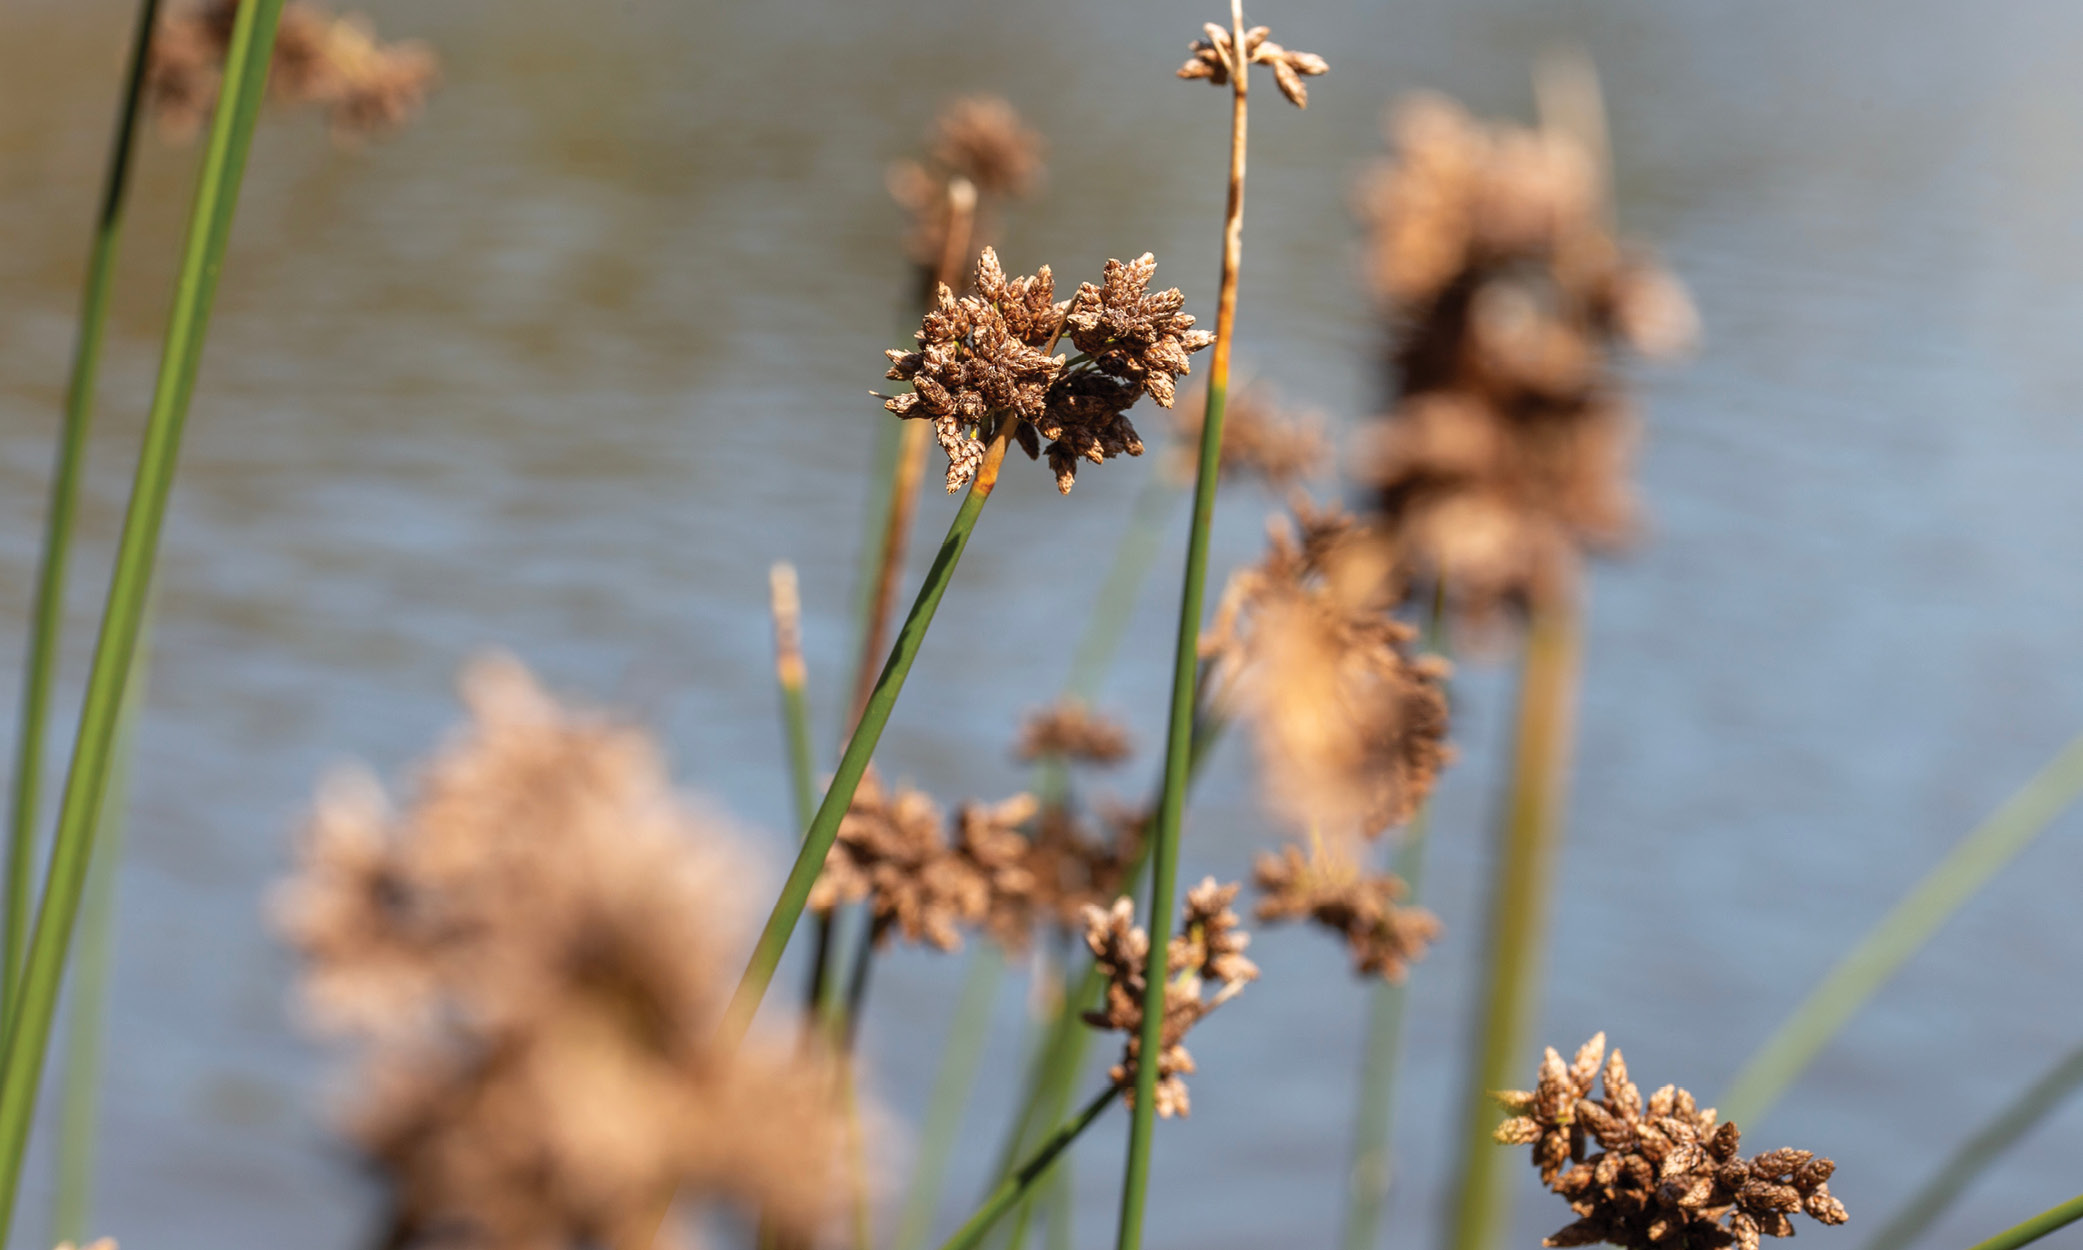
[4,1,2083,1248]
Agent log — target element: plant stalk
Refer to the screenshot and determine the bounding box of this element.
[1719,728,2083,1127]
[1961,1194,2083,1250]
[941,1086,1116,1250]
[4,0,165,1023]
[1447,599,1583,1250]
[723,422,1016,1046]
[0,0,287,1234]
[1115,2,1248,1244]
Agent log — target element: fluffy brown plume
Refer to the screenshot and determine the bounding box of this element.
[888,95,1046,295]
[1253,840,1440,981]
[1082,879,1258,1118]
[881,248,1213,493]
[1171,381,1331,489]
[1013,699,1133,768]
[275,655,852,1250]
[1177,22,1328,109]
[1497,1035,1849,1250]
[1352,92,1694,627]
[147,0,437,141]
[1204,502,1453,839]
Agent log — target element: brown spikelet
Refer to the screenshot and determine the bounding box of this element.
[1253,840,1440,981]
[1177,22,1328,109]
[1013,699,1134,768]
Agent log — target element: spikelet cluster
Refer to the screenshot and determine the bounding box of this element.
[1082,880,1258,1118]
[1352,93,1694,626]
[274,655,850,1250]
[1177,22,1328,109]
[888,96,1046,293]
[1499,1035,1849,1250]
[1014,699,1134,768]
[1253,840,1439,981]
[148,0,437,141]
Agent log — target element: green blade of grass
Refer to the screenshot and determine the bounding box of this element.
[1719,729,2083,1127]
[0,0,287,1234]
[1960,1194,2083,1250]
[3,0,165,1021]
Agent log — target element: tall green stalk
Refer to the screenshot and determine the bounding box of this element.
[4,0,164,1022]
[1719,729,2083,1127]
[1447,601,1583,1250]
[939,1086,1116,1250]
[0,1,287,1234]
[722,425,1016,1046]
[1960,1194,2083,1250]
[1865,1041,2083,1250]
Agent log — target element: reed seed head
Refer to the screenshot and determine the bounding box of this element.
[1500,1036,1849,1250]
[1177,22,1328,108]
[1013,699,1134,768]
[1253,840,1440,981]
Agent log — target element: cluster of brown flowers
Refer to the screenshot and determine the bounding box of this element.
[1014,698,1134,768]
[809,766,1135,953]
[1170,381,1332,490]
[148,0,438,141]
[888,95,1046,294]
[1082,880,1258,1118]
[1351,92,1695,625]
[274,655,851,1250]
[1205,501,1453,840]
[883,248,1214,493]
[1253,841,1440,981]
[1498,1035,1849,1250]
[1177,22,1328,108]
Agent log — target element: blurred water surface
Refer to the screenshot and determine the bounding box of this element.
[4,0,2083,1248]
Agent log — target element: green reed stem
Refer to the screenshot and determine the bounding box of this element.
[4,0,164,1024]
[940,1086,1116,1250]
[1719,728,2083,1127]
[1961,1194,2083,1250]
[723,426,1014,1046]
[893,944,1008,1250]
[1448,601,1583,1250]
[1865,1040,2083,1250]
[0,0,286,1234]
[53,614,151,1246]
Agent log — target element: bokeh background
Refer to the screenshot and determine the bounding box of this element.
[4,0,2083,1248]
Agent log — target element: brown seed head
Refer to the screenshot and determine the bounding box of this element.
[1171,381,1332,489]
[1013,699,1134,768]
[1253,840,1440,981]
[1178,22,1328,108]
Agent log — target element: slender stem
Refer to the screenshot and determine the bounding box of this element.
[1115,5,1249,1247]
[893,945,1008,1250]
[723,423,1015,1046]
[4,0,165,1024]
[1962,1195,2083,1250]
[1863,1041,2083,1250]
[940,1086,1117,1250]
[1718,729,2083,1127]
[1447,600,1584,1250]
[769,563,818,831]
[0,0,286,1234]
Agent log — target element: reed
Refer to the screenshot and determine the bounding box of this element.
[939,1086,1116,1250]
[1960,1194,2083,1250]
[0,0,287,1234]
[3,0,163,1022]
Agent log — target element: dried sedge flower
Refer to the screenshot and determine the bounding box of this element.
[1013,699,1133,768]
[929,95,1046,200]
[1253,840,1440,981]
[889,95,1045,293]
[147,0,437,141]
[1204,502,1453,839]
[274,654,854,1250]
[1352,93,1695,626]
[1177,22,1329,108]
[882,247,1212,493]
[1496,1034,1849,1250]
[1171,381,1332,489]
[1082,879,1258,1118]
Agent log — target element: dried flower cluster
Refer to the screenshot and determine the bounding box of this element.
[1014,699,1133,768]
[1498,1035,1849,1250]
[1171,382,1332,489]
[1205,501,1453,840]
[809,767,1133,952]
[1253,841,1440,981]
[1177,22,1328,108]
[883,248,1214,493]
[888,96,1045,291]
[274,655,851,1250]
[1082,880,1258,1117]
[148,0,438,141]
[1352,93,1695,624]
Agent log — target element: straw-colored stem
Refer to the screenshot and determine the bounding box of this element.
[723,422,1015,1046]
[940,1086,1117,1250]
[1448,599,1583,1250]
[1865,1040,2083,1250]
[1961,1194,2083,1250]
[893,944,1008,1250]
[1719,728,2083,1126]
[1115,4,1248,1245]
[4,0,164,1022]
[0,0,286,1233]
